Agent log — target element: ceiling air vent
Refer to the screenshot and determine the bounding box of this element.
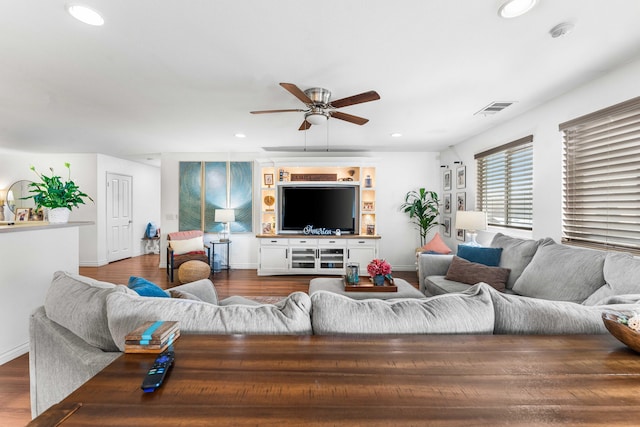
[474,101,515,116]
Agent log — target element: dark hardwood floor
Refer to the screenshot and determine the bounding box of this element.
[0,254,419,426]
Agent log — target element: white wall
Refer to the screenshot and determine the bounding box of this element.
[0,153,160,266]
[440,56,640,251]
[161,151,441,271]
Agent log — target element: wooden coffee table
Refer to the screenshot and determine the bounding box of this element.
[29,334,640,426]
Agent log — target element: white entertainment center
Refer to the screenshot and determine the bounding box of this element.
[256,161,379,276]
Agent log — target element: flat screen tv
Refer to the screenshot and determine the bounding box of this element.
[278,185,359,234]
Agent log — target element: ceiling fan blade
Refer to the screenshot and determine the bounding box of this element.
[330,111,369,125]
[280,83,313,105]
[330,91,380,108]
[298,120,312,131]
[250,109,305,114]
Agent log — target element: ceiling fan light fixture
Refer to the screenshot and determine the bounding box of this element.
[305,112,328,126]
[498,0,537,18]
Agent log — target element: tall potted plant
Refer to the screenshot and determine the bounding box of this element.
[400,188,440,246]
[25,163,93,223]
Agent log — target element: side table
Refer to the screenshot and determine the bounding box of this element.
[211,240,231,272]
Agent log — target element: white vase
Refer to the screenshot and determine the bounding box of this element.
[48,207,70,224]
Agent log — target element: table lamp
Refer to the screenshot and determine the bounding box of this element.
[215,209,235,242]
[456,211,487,247]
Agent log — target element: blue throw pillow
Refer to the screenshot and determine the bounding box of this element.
[128,276,169,298]
[457,245,503,267]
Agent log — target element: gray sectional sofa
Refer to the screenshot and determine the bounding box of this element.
[418,233,640,306]
[30,236,640,417]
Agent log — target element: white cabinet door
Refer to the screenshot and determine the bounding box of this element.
[318,239,346,274]
[347,239,378,276]
[289,238,318,273]
[258,239,289,275]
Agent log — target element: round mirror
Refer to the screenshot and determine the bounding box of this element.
[6,180,37,213]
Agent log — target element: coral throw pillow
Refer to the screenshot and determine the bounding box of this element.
[421,232,452,254]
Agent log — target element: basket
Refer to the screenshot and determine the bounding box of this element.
[602,311,640,353]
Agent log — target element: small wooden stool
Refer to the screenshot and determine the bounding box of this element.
[178,260,211,284]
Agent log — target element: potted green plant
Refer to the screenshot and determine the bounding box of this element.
[400,188,440,246]
[25,163,93,223]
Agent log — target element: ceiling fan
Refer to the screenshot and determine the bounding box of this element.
[251,83,380,131]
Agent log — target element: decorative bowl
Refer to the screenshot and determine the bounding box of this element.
[602,311,640,353]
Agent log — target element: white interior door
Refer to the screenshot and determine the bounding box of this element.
[106,173,133,262]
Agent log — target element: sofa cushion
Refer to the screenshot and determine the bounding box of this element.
[512,241,606,303]
[421,232,452,254]
[444,256,510,292]
[167,279,218,304]
[310,283,495,335]
[485,284,639,334]
[456,245,502,267]
[424,275,475,296]
[169,290,202,300]
[128,276,169,298]
[583,252,640,305]
[490,233,547,289]
[44,271,135,352]
[106,291,312,351]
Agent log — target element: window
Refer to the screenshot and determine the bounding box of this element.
[475,135,533,230]
[560,96,640,253]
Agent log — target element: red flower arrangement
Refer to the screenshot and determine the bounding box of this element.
[367,259,392,276]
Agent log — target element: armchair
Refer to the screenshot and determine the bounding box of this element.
[166,230,211,282]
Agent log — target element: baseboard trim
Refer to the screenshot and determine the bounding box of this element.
[0,342,28,365]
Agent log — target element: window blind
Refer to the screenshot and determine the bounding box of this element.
[475,135,533,230]
[560,96,640,253]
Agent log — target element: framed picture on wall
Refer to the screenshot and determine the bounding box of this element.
[16,208,30,222]
[456,192,466,211]
[362,201,375,212]
[442,217,451,237]
[456,165,466,189]
[444,193,451,214]
[456,228,465,241]
[443,169,452,191]
[264,173,274,187]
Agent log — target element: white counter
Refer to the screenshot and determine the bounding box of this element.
[0,222,92,364]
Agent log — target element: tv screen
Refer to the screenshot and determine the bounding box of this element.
[278,185,359,234]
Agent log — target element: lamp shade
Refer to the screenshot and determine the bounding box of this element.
[306,112,328,125]
[456,211,487,231]
[215,209,235,223]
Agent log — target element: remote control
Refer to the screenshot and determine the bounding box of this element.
[141,349,174,392]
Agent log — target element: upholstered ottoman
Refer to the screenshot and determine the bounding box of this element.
[309,277,426,300]
[178,260,211,284]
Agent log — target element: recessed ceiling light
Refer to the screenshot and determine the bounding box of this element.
[498,0,537,18]
[67,4,105,26]
[391,133,402,138]
[234,133,246,138]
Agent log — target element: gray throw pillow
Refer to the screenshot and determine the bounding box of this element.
[44,271,135,351]
[512,241,606,303]
[490,233,547,289]
[583,252,640,305]
[106,291,312,351]
[310,283,495,335]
